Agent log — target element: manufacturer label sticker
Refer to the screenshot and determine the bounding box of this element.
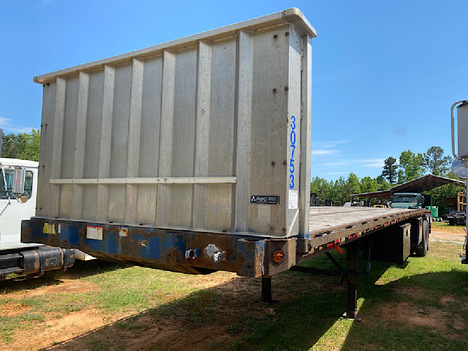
[250,195,280,205]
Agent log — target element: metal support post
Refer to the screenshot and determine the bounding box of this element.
[261,276,272,303]
[0,129,3,157]
[450,100,468,263]
[325,251,344,272]
[464,180,468,264]
[344,241,359,319]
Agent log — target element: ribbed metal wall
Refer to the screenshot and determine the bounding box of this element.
[35,10,314,238]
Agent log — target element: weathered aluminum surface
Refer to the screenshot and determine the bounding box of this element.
[34,8,315,239]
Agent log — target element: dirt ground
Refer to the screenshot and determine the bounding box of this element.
[0,226,466,351]
[430,224,466,243]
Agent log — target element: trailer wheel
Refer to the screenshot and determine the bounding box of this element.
[415,219,429,257]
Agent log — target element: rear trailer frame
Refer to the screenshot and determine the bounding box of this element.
[22,208,430,278]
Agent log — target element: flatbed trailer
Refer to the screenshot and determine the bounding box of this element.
[22,207,430,317]
[22,207,430,276]
[21,8,431,318]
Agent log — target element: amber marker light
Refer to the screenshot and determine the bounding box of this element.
[272,249,285,264]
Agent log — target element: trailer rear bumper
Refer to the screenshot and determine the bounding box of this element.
[21,218,298,278]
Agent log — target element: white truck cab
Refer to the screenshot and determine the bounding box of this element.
[0,158,40,251]
[0,158,75,279]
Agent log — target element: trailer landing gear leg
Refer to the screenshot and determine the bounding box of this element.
[344,241,362,321]
[260,276,273,303]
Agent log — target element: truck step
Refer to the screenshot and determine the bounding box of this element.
[0,253,21,269]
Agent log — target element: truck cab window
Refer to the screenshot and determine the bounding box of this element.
[0,169,33,199]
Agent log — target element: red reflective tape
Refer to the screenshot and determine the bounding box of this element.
[327,242,344,254]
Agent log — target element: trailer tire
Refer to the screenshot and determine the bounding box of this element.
[414,236,427,257]
[414,219,429,257]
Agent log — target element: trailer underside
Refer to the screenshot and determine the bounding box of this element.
[271,207,430,318]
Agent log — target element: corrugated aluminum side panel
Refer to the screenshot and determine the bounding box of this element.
[35,9,314,238]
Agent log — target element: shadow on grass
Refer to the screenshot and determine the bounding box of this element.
[340,269,468,351]
[42,250,468,351]
[39,252,429,351]
[0,260,126,293]
[43,272,351,351]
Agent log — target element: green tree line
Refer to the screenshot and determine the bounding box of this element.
[310,173,392,206]
[1,129,40,161]
[311,146,464,216]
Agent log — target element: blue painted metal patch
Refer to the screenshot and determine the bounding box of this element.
[21,218,273,278]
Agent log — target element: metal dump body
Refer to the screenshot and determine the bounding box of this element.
[33,8,315,240]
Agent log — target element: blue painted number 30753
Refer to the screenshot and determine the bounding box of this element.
[289,115,296,189]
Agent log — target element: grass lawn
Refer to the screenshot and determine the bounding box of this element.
[230,240,468,351]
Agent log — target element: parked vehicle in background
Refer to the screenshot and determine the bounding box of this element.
[443,191,465,225]
[445,211,466,226]
[0,157,75,279]
[391,192,424,209]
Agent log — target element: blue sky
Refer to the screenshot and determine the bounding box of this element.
[1,0,467,180]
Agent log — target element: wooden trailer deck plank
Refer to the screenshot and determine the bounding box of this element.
[308,207,428,243]
[293,207,431,264]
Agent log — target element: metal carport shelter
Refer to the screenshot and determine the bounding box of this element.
[352,174,465,200]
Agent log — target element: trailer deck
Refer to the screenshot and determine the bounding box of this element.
[298,207,429,260]
[309,207,428,241]
[309,207,422,232]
